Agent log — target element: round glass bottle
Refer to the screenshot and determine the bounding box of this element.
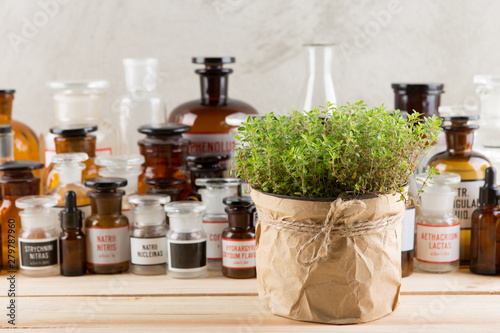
[44,81,114,166]
[0,160,44,269]
[96,154,145,221]
[415,172,461,273]
[137,124,192,198]
[44,124,99,193]
[129,194,170,275]
[164,201,207,279]
[16,196,59,277]
[196,178,240,270]
[84,177,129,274]
[222,196,256,279]
[169,57,258,158]
[427,114,491,265]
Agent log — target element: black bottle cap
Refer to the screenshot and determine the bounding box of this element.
[138,123,190,136]
[0,90,15,94]
[479,167,499,205]
[0,160,44,172]
[223,196,254,207]
[84,177,127,189]
[145,177,186,188]
[50,124,98,137]
[391,83,444,93]
[192,57,235,65]
[186,154,229,164]
[0,124,12,133]
[60,191,83,229]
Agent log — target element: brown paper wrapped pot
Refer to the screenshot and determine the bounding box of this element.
[251,189,404,324]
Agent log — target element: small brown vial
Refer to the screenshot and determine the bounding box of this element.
[221,196,256,279]
[59,191,86,276]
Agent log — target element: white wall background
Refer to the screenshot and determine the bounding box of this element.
[0,0,499,135]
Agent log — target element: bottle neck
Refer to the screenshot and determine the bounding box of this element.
[139,136,188,173]
[57,164,83,185]
[198,71,230,106]
[169,213,203,232]
[52,93,103,123]
[88,190,124,215]
[0,171,40,197]
[0,93,14,123]
[226,206,253,229]
[99,168,140,195]
[444,128,474,153]
[55,135,97,157]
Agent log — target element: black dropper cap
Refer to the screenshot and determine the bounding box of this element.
[479,167,499,205]
[60,191,83,229]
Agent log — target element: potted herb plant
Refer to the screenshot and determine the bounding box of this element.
[232,101,441,324]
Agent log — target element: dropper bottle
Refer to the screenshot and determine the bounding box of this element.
[471,167,500,275]
[59,191,86,276]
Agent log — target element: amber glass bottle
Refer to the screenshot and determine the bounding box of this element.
[470,167,500,275]
[145,178,185,201]
[187,154,229,198]
[84,177,129,274]
[221,196,256,279]
[427,116,491,265]
[0,160,44,269]
[169,57,258,158]
[59,191,86,276]
[137,124,192,198]
[0,90,40,162]
[392,83,444,118]
[44,125,99,193]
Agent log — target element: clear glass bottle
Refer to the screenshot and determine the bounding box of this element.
[0,160,44,269]
[470,167,500,275]
[16,196,59,277]
[59,191,86,276]
[145,178,185,202]
[43,81,114,166]
[84,177,129,274]
[196,178,240,270]
[427,114,491,265]
[164,201,207,279]
[0,90,40,162]
[169,57,258,158]
[129,194,170,275]
[297,44,337,113]
[0,124,14,163]
[137,124,192,198]
[222,196,256,279]
[415,172,461,273]
[116,58,167,155]
[96,154,145,221]
[48,153,91,219]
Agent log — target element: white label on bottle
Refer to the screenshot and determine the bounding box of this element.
[416,223,460,264]
[401,207,416,252]
[19,237,58,270]
[452,180,482,229]
[203,220,228,260]
[86,226,130,265]
[222,238,256,269]
[130,236,167,266]
[182,132,234,155]
[44,147,112,167]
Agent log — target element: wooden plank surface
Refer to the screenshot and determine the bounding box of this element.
[1,295,499,332]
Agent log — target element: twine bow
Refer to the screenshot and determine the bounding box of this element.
[296,198,367,267]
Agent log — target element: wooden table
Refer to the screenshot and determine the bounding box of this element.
[0,268,499,332]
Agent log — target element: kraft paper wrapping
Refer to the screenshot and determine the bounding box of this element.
[251,189,404,324]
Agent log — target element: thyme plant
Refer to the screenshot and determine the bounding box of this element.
[232,101,442,198]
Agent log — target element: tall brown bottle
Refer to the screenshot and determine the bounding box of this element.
[0,90,40,162]
[0,161,44,269]
[427,116,491,265]
[169,57,258,159]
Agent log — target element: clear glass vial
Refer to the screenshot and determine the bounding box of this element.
[16,196,59,277]
[96,154,145,221]
[196,178,240,270]
[129,194,170,275]
[415,172,461,273]
[164,201,207,279]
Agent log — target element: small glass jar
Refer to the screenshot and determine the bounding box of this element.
[145,177,185,202]
[164,201,207,279]
[129,194,170,275]
[16,196,59,277]
[96,154,145,221]
[196,178,240,270]
[222,196,256,279]
[415,172,461,273]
